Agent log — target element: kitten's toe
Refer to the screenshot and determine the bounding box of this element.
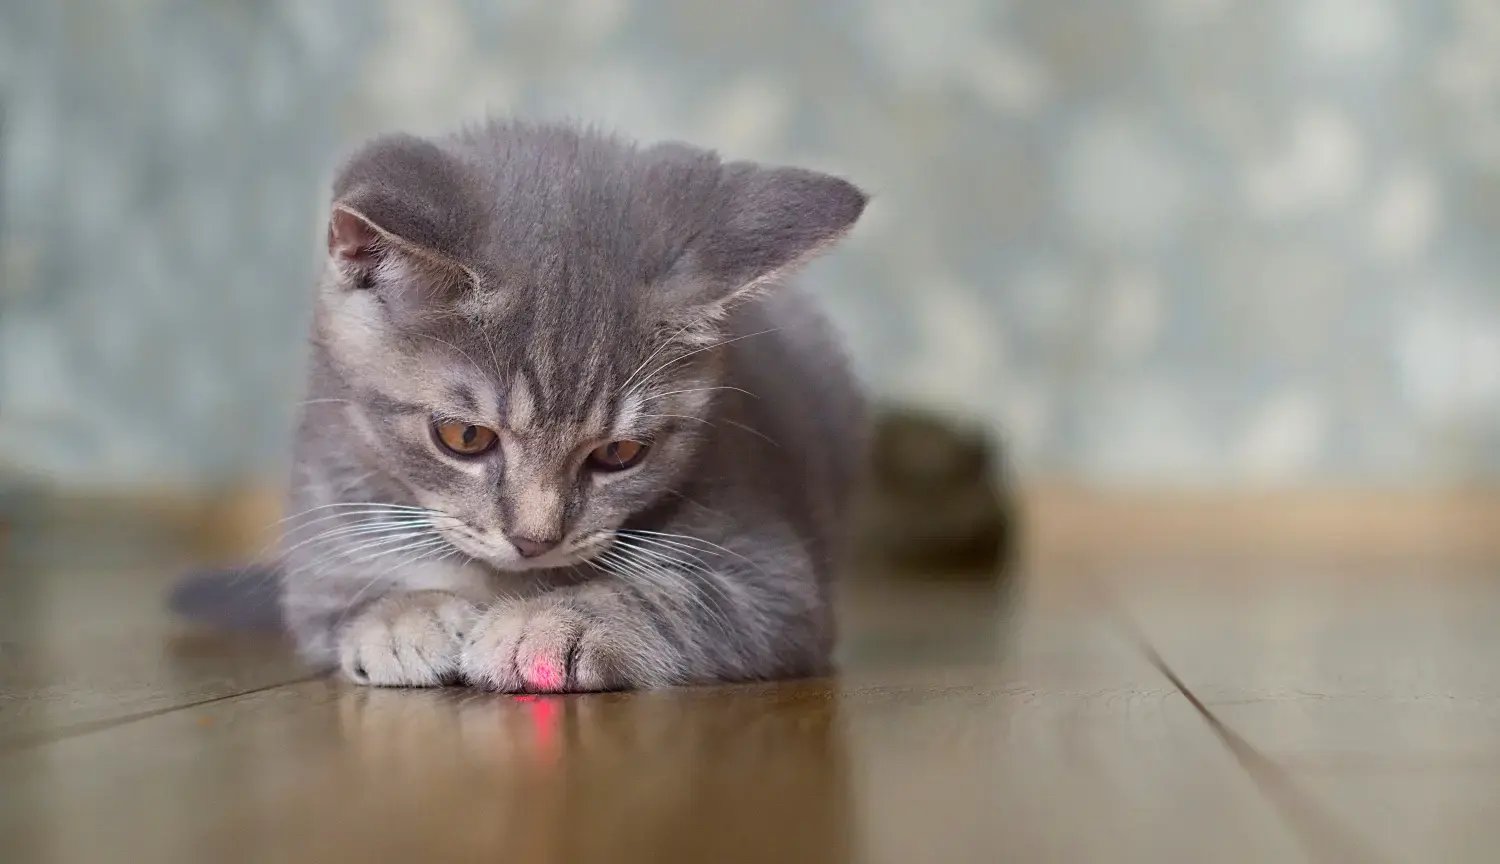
[461,594,677,692]
[459,601,525,692]
[570,617,654,691]
[512,603,586,692]
[461,599,583,693]
[338,591,478,687]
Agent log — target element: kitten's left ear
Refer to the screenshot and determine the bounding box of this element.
[667,163,867,314]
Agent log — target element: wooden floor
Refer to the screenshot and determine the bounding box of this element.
[3,541,1498,862]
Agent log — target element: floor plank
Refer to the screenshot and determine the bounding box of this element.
[1113,566,1500,752]
[0,558,312,748]
[0,569,1308,863]
[1114,563,1500,862]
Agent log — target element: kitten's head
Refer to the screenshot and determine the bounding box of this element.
[315,121,865,571]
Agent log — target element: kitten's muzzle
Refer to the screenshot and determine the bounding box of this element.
[507,534,559,559]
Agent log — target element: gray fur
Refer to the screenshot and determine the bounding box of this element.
[272,119,867,691]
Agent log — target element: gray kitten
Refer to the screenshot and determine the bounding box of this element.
[240,120,867,692]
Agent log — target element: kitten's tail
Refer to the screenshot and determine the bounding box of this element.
[168,566,286,632]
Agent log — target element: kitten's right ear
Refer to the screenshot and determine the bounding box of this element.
[325,134,481,295]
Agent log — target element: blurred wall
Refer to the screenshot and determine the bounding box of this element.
[2,0,1497,490]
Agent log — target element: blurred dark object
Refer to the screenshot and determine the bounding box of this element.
[852,405,1017,579]
[169,566,284,632]
[0,481,281,568]
[0,473,30,562]
[0,490,13,557]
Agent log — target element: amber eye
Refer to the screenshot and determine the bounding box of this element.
[433,422,498,457]
[586,440,649,472]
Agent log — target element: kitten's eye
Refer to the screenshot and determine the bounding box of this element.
[586,440,649,472]
[434,422,498,457]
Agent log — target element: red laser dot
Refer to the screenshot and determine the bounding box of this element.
[529,660,562,692]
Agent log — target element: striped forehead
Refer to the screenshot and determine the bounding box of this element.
[502,351,622,437]
[456,284,651,435]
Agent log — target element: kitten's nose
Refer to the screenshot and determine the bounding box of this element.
[507,534,559,559]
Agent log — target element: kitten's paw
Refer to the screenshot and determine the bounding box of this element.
[460,593,679,693]
[339,591,479,687]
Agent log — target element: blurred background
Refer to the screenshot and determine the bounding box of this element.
[1,0,1497,559]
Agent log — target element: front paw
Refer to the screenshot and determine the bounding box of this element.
[339,591,479,687]
[460,592,680,693]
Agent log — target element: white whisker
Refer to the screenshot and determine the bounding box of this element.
[479,325,503,378]
[611,533,714,571]
[271,503,456,541]
[640,385,759,403]
[610,539,741,616]
[618,321,699,397]
[626,327,781,399]
[370,537,456,579]
[721,419,779,448]
[244,507,449,566]
[595,549,710,627]
[255,507,456,564]
[616,528,755,567]
[638,413,717,429]
[417,332,487,376]
[277,501,453,526]
[306,532,447,578]
[598,544,736,639]
[332,536,463,631]
[279,519,444,559]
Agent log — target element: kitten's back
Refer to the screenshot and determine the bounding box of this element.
[699,285,868,567]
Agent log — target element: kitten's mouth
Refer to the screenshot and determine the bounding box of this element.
[439,525,613,572]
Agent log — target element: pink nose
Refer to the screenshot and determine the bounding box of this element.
[508,535,559,559]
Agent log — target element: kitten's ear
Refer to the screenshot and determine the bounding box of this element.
[326,205,385,274]
[667,162,867,314]
[326,134,480,298]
